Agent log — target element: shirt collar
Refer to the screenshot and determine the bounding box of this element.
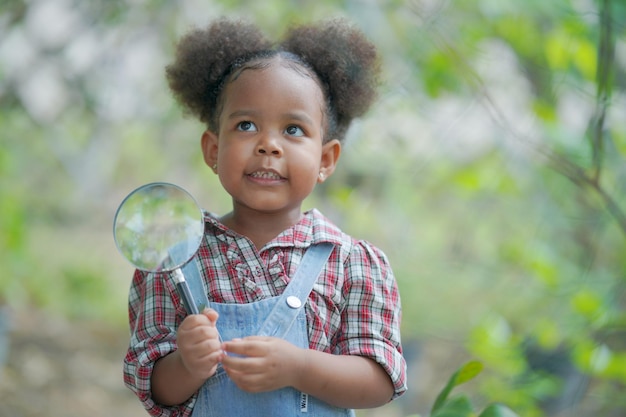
[203,209,345,249]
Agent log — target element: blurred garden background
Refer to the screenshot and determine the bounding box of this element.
[1,0,625,416]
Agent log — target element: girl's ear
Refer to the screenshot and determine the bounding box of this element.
[201,130,219,173]
[318,139,341,183]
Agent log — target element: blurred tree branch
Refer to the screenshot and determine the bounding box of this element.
[589,0,615,183]
[548,0,626,236]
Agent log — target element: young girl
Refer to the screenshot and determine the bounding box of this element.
[123,17,407,417]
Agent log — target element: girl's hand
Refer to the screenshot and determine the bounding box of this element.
[177,308,223,379]
[221,336,304,392]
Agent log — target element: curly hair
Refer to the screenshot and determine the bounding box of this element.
[165,17,380,142]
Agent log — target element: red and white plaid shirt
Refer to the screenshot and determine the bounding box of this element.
[124,209,407,416]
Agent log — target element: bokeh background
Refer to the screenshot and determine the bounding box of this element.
[1,0,625,416]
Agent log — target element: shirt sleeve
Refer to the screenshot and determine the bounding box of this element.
[334,240,408,399]
[123,269,196,417]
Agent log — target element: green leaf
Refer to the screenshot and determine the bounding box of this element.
[432,395,473,417]
[456,360,484,385]
[431,361,483,413]
[431,370,460,413]
[478,404,520,417]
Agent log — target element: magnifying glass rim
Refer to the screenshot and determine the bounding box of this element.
[113,181,204,272]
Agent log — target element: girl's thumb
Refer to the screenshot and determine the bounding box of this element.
[202,307,219,325]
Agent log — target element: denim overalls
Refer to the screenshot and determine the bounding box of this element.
[181,242,354,417]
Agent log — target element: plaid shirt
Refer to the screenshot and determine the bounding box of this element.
[124,209,407,416]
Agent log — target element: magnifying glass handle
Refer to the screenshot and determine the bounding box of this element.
[172,268,199,315]
[171,268,225,348]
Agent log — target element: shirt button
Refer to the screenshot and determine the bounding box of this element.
[286,296,302,309]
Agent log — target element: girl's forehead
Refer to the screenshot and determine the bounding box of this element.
[233,55,317,80]
[231,58,320,89]
[223,61,325,108]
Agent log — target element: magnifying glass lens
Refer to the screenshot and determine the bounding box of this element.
[113,183,204,272]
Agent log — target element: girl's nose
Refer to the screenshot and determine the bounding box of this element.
[255,134,282,156]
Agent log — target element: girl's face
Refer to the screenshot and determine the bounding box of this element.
[202,59,340,219]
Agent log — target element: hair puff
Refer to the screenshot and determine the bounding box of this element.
[280,18,380,140]
[166,18,272,127]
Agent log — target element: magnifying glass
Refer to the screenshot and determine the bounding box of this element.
[113,182,204,314]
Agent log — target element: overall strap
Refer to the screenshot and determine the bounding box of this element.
[257,242,335,338]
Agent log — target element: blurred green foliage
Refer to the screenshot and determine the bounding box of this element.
[1,0,625,416]
[426,361,518,417]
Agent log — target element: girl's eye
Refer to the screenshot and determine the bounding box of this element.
[237,121,257,132]
[285,125,304,137]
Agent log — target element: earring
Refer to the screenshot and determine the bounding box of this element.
[319,172,325,181]
[212,163,217,171]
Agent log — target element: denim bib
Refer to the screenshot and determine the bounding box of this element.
[181,243,354,417]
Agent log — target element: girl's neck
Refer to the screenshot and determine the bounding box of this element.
[220,206,303,249]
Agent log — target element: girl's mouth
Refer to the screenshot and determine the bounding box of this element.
[248,170,283,180]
